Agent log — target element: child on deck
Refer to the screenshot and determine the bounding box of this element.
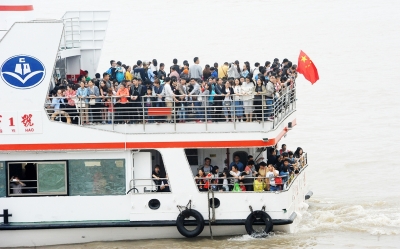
[239,181,246,191]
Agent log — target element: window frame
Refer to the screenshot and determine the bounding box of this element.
[7,160,68,197]
[131,150,172,194]
[68,158,126,196]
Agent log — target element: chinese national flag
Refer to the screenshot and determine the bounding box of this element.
[297,50,319,84]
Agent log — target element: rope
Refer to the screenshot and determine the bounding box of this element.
[207,188,216,239]
[177,200,192,214]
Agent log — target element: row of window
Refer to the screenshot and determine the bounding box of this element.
[1,159,125,197]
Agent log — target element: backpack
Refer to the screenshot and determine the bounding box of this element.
[134,69,142,80]
[209,85,216,103]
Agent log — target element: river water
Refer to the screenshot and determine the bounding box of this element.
[33,0,400,248]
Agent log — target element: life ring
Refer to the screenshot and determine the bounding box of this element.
[245,210,273,235]
[176,209,204,238]
[51,111,71,124]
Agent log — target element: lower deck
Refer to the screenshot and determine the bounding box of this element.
[0,147,309,230]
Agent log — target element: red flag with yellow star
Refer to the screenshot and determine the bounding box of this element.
[297,50,319,84]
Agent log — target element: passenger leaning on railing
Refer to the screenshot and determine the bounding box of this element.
[116,82,130,124]
[253,78,266,122]
[130,79,146,124]
[51,89,66,113]
[257,162,268,190]
[143,87,155,123]
[76,81,89,125]
[162,77,178,123]
[265,75,275,121]
[222,80,234,122]
[104,89,115,124]
[188,78,203,123]
[64,84,78,124]
[233,78,244,122]
[87,80,101,125]
[267,164,280,192]
[195,169,208,192]
[99,80,109,124]
[241,76,255,122]
[242,160,257,191]
[213,78,224,122]
[200,82,211,123]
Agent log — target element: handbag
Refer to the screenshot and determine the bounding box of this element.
[224,100,232,106]
[75,98,86,108]
[89,98,96,105]
[275,176,283,185]
[232,182,241,192]
[204,180,210,190]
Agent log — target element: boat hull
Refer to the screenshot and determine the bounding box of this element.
[0,223,300,247]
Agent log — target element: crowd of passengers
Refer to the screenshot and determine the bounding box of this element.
[194,145,305,192]
[47,57,297,125]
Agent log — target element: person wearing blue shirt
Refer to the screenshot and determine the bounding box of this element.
[229,155,244,171]
[76,81,89,124]
[147,68,155,83]
[210,67,218,78]
[115,61,125,83]
[51,89,65,112]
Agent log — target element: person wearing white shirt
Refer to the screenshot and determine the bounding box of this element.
[267,164,280,191]
[162,77,177,122]
[241,77,255,122]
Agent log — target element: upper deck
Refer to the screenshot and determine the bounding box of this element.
[46,87,296,135]
[0,21,297,151]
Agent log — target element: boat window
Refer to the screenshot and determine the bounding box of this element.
[68,159,125,196]
[7,161,67,196]
[0,162,5,197]
[130,150,171,194]
[185,149,199,166]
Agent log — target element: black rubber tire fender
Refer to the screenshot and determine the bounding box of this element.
[245,210,273,235]
[176,209,205,238]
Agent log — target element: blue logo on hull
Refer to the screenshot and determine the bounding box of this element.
[0,55,46,89]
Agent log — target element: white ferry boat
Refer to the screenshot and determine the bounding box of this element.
[0,3,312,248]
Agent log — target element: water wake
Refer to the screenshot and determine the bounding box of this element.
[298,199,400,235]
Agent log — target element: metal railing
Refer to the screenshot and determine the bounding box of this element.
[194,153,308,192]
[127,178,170,194]
[45,86,296,133]
[61,17,81,50]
